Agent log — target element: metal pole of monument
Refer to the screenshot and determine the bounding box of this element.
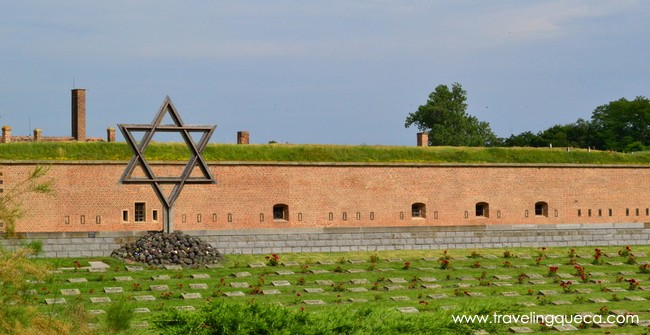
[164,206,173,234]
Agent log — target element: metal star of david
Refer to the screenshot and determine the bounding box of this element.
[118,96,216,231]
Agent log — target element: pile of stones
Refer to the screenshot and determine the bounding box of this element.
[111,232,222,267]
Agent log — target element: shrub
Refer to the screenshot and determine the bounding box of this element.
[104,298,135,333]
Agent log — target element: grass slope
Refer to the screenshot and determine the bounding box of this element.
[2,142,650,164]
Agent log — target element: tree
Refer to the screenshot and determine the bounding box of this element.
[0,166,53,237]
[591,96,650,152]
[405,83,498,146]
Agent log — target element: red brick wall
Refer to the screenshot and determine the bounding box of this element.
[4,162,650,233]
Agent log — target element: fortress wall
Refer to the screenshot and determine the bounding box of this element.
[2,161,650,235]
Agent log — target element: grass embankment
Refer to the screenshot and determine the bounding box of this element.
[12,245,650,334]
[2,142,650,164]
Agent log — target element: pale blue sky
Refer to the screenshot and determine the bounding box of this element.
[1,1,648,145]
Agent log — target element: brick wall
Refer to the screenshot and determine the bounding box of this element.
[3,161,650,234]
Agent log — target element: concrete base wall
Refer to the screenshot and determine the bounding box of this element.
[2,223,650,258]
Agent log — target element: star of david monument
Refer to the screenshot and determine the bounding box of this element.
[119,96,216,233]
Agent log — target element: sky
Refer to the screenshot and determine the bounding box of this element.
[1,1,649,145]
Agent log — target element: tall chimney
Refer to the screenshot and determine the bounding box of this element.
[71,89,86,142]
[237,131,250,144]
[417,132,428,147]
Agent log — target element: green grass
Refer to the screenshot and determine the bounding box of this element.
[14,245,650,334]
[3,142,650,164]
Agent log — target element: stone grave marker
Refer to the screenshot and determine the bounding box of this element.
[90,297,111,303]
[556,273,573,279]
[466,292,484,297]
[396,307,419,313]
[181,293,202,299]
[493,275,512,280]
[457,276,475,281]
[421,284,441,289]
[350,279,370,285]
[205,264,223,269]
[164,265,183,270]
[248,262,266,268]
[589,271,606,277]
[501,291,519,297]
[189,283,209,290]
[45,298,66,305]
[589,278,607,284]
[588,298,609,303]
[303,300,326,305]
[262,290,281,295]
[416,267,436,271]
[88,310,105,315]
[452,256,467,260]
[149,285,170,291]
[606,261,624,266]
[386,258,403,262]
[347,287,368,292]
[134,295,156,301]
[175,306,196,311]
[230,282,249,288]
[317,260,334,265]
[347,269,366,274]
[525,273,543,279]
[508,327,533,333]
[384,285,405,291]
[516,302,536,307]
[551,300,571,305]
[315,280,334,286]
[528,280,546,285]
[455,283,472,288]
[420,277,437,282]
[191,274,210,279]
[68,278,88,283]
[310,269,329,274]
[537,290,558,296]
[593,323,618,329]
[126,266,144,272]
[575,289,592,294]
[88,267,106,273]
[390,296,410,301]
[60,289,81,296]
[223,291,245,297]
[421,257,437,261]
[275,270,295,275]
[639,286,650,291]
[113,276,133,282]
[377,268,394,272]
[232,272,252,278]
[517,255,532,259]
[152,275,171,281]
[272,280,291,287]
[348,298,368,303]
[134,308,151,313]
[388,278,407,284]
[428,294,448,299]
[618,271,635,276]
[492,282,513,287]
[281,261,300,266]
[604,287,627,292]
[104,287,124,294]
[304,288,324,293]
[634,252,647,257]
[348,259,366,264]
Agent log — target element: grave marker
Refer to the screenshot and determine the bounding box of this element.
[90,297,111,303]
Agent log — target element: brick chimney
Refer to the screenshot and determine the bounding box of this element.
[71,89,86,142]
[106,127,115,142]
[237,131,250,144]
[1,126,11,143]
[417,132,428,147]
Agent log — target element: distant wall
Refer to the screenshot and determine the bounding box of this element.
[1,223,649,257]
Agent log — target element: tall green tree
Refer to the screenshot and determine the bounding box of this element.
[405,83,498,146]
[591,96,650,152]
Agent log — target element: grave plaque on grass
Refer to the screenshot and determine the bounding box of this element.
[492,282,513,287]
[189,283,209,290]
[493,275,512,280]
[272,280,291,287]
[528,280,546,285]
[304,288,324,293]
[606,261,624,266]
[152,275,171,281]
[303,300,326,305]
[501,292,519,297]
[232,272,252,278]
[310,270,329,275]
[150,285,170,291]
[420,277,437,282]
[377,268,394,272]
[88,310,105,315]
[316,280,334,286]
[181,293,202,299]
[390,296,410,301]
[205,264,222,269]
[45,298,66,305]
[191,274,210,279]
[134,308,151,313]
[134,295,156,301]
[634,252,647,257]
[553,325,578,332]
[348,259,366,264]
[556,273,573,279]
[386,258,403,263]
[537,290,558,296]
[588,298,609,303]
[90,297,111,303]
[604,287,627,292]
[428,294,448,299]
[457,276,475,281]
[396,307,419,313]
[508,326,533,333]
[347,287,367,292]
[455,283,472,288]
[60,289,81,296]
[575,289,592,294]
[68,278,88,283]
[348,298,368,303]
[588,272,606,277]
[230,282,249,288]
[248,263,266,268]
[551,300,571,305]
[421,284,441,289]
[223,291,245,297]
[275,270,295,275]
[262,290,281,295]
[639,286,650,291]
[176,306,196,311]
[388,278,407,284]
[317,260,334,265]
[281,261,300,267]
[125,266,144,272]
[593,323,618,329]
[164,265,183,271]
[466,292,484,297]
[113,276,133,282]
[516,302,536,307]
[88,268,106,273]
[350,279,370,285]
[104,287,124,294]
[384,285,405,291]
[347,269,366,274]
[525,273,543,279]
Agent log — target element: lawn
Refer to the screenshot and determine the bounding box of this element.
[13,246,650,334]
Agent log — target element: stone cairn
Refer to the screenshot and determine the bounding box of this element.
[111,232,222,267]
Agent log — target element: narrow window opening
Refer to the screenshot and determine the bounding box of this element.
[342,212,348,220]
[80,215,86,224]
[152,210,159,222]
[197,214,202,223]
[356,212,361,220]
[598,209,602,217]
[411,203,426,218]
[534,202,548,217]
[134,202,146,222]
[273,204,289,221]
[588,209,592,217]
[626,208,630,216]
[95,215,101,224]
[636,208,640,216]
[577,209,582,217]
[328,212,333,221]
[228,213,233,223]
[475,202,489,218]
[212,213,217,222]
[369,212,375,220]
[608,209,613,216]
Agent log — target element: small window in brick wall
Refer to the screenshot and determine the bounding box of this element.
[152,210,159,222]
[122,210,129,222]
[134,202,146,222]
[534,202,548,217]
[475,202,489,218]
[411,203,426,218]
[273,204,289,221]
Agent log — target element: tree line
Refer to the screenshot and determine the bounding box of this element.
[405,83,650,152]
